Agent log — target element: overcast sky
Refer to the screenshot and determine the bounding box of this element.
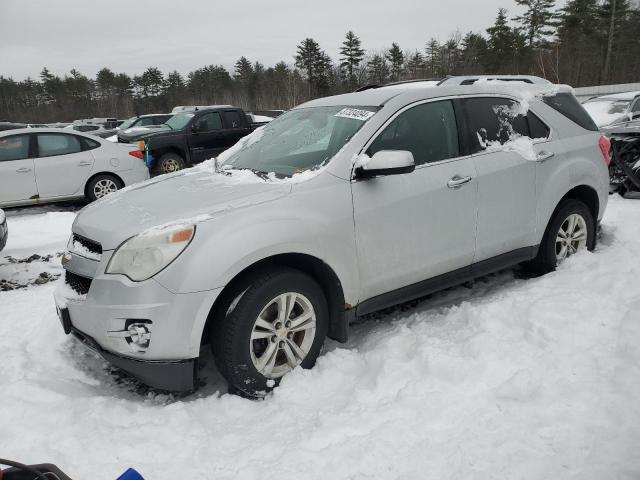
[0,0,559,80]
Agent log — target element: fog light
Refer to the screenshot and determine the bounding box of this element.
[128,323,151,347]
[107,322,151,353]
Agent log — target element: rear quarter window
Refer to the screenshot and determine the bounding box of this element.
[543,92,598,131]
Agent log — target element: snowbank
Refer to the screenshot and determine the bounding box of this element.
[1,197,639,479]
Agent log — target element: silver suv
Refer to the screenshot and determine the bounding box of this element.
[55,83,610,397]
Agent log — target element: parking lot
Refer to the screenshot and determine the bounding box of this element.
[1,196,639,479]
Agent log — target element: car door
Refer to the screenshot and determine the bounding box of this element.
[352,99,478,302]
[0,133,38,204]
[221,110,252,150]
[458,96,539,266]
[33,133,95,198]
[187,112,224,163]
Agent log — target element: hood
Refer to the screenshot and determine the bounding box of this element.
[73,168,292,250]
[118,127,179,143]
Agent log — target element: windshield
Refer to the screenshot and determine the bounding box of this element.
[222,105,378,176]
[165,113,195,130]
[583,99,631,126]
[118,117,138,130]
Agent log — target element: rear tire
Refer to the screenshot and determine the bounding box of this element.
[528,198,595,274]
[86,174,123,202]
[154,153,185,175]
[211,268,328,398]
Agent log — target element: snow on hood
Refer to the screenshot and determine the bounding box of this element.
[74,167,292,250]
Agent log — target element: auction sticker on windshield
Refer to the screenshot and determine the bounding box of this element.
[334,108,375,121]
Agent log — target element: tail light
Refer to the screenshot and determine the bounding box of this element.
[129,150,144,160]
[599,135,612,166]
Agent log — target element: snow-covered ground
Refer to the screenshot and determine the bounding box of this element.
[1,197,639,479]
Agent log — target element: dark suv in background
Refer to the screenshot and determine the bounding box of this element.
[119,106,269,174]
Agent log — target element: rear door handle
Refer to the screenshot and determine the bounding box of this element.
[16,167,31,173]
[78,161,92,166]
[536,151,555,162]
[447,175,472,189]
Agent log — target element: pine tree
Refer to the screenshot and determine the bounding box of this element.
[339,31,365,88]
[385,42,404,81]
[513,0,557,48]
[486,8,516,73]
[367,54,389,84]
[295,38,323,96]
[406,52,425,79]
[425,39,441,76]
[460,32,489,73]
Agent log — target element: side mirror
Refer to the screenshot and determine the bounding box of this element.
[355,150,415,179]
[191,123,200,133]
[631,112,640,121]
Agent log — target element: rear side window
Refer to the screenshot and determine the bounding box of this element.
[460,97,530,154]
[37,134,82,157]
[222,110,243,129]
[79,136,100,151]
[543,92,598,131]
[0,134,30,161]
[368,100,459,165]
[527,112,550,139]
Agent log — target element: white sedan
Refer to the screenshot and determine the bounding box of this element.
[0,128,149,207]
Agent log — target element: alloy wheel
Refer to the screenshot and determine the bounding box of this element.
[249,292,317,378]
[555,213,588,263]
[162,158,180,173]
[93,178,118,199]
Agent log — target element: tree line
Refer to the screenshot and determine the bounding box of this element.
[1,0,639,123]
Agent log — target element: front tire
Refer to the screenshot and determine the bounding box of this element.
[211,268,328,398]
[529,198,595,273]
[86,174,122,202]
[154,153,185,175]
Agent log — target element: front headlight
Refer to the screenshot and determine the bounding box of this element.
[106,224,195,281]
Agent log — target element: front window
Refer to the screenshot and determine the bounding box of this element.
[165,113,195,130]
[223,105,378,177]
[0,134,30,161]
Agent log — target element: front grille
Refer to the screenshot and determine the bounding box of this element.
[73,234,102,255]
[65,271,92,295]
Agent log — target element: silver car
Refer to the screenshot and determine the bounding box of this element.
[0,128,149,207]
[55,83,610,396]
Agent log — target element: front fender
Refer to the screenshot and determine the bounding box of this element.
[154,175,359,304]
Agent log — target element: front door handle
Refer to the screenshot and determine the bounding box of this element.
[447,175,472,189]
[536,151,555,162]
[16,167,31,173]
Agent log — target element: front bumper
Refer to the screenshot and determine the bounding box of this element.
[55,248,222,391]
[59,308,197,391]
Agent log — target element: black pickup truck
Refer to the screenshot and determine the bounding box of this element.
[118,107,269,174]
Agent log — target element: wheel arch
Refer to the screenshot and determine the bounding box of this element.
[152,146,186,163]
[201,252,349,347]
[84,171,124,198]
[555,185,600,230]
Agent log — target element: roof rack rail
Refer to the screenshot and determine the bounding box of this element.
[354,78,444,92]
